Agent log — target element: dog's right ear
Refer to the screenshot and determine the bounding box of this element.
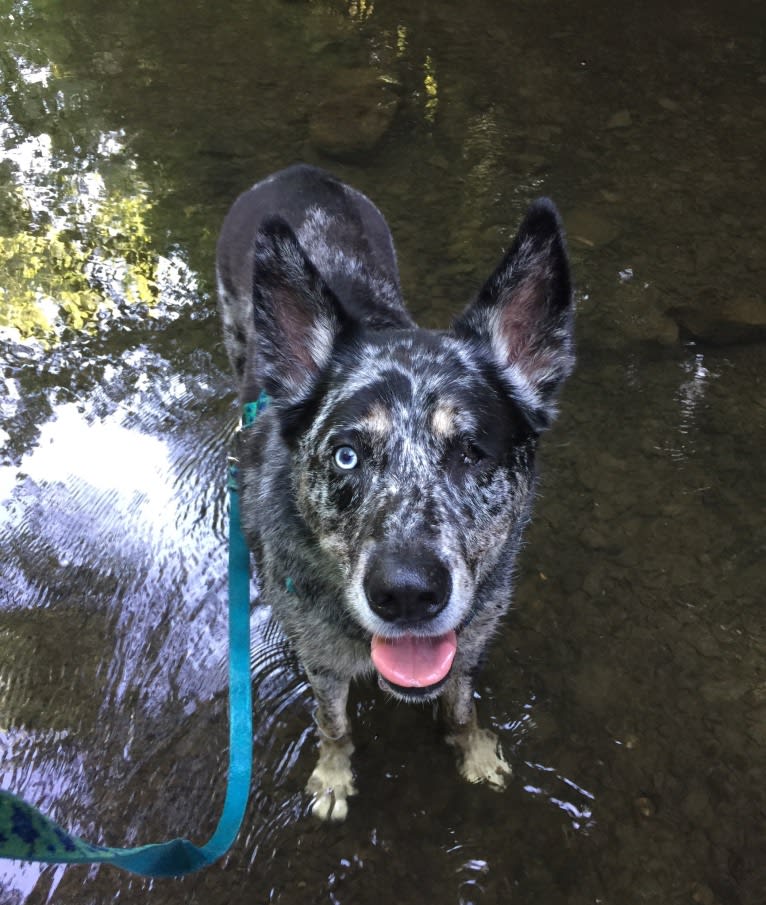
[250,217,347,400]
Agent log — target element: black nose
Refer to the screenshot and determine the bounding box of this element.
[363,548,452,624]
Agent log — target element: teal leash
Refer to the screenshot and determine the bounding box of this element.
[0,394,270,877]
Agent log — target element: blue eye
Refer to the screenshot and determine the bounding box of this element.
[333,445,359,470]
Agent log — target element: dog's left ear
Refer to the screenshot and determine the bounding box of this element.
[453,199,575,430]
[250,217,348,400]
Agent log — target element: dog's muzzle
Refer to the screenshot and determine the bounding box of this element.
[363,546,457,692]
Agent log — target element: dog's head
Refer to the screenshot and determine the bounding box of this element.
[246,201,574,700]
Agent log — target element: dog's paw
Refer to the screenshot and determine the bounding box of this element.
[306,744,356,821]
[309,786,351,822]
[448,727,512,790]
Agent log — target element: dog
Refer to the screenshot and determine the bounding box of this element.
[216,164,574,820]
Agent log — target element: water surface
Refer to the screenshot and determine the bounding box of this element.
[1,1,764,903]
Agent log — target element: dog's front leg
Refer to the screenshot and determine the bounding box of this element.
[305,670,356,821]
[442,671,511,790]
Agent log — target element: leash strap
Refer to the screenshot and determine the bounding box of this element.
[0,396,270,877]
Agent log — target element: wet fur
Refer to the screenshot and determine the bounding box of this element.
[216,164,574,819]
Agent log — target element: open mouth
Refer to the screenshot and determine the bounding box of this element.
[371,630,457,691]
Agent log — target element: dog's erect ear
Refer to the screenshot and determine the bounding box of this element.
[453,199,575,430]
[250,217,347,400]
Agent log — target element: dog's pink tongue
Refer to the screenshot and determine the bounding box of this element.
[371,631,457,688]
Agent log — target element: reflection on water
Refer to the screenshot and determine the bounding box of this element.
[0,34,199,346]
[677,353,713,439]
[1,0,765,903]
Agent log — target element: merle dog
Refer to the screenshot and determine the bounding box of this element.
[216,164,574,820]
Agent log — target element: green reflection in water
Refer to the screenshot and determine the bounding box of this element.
[0,29,166,344]
[0,171,159,342]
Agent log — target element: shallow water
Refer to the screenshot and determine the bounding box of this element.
[1,1,764,903]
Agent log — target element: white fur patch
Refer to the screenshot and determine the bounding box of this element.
[431,404,458,439]
[359,403,393,436]
[308,314,337,373]
[306,739,356,822]
[447,726,512,790]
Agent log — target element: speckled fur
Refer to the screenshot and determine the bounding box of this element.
[216,164,575,819]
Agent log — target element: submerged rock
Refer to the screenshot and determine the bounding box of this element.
[668,294,766,345]
[309,68,401,160]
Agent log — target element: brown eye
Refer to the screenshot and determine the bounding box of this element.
[444,437,488,480]
[461,440,485,467]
